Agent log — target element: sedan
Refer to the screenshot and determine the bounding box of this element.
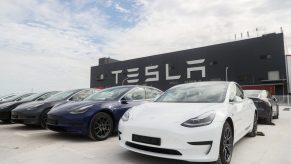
[0,91,59,123]
[244,90,279,124]
[0,93,34,105]
[119,82,257,164]
[47,85,162,141]
[11,89,97,128]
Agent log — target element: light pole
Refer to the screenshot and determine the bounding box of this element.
[226,67,229,81]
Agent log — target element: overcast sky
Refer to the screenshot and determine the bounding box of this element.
[0,0,290,95]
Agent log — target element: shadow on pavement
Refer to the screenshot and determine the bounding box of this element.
[8,124,44,130]
[44,132,117,143]
[117,150,206,164]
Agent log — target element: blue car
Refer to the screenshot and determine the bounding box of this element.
[47,85,162,141]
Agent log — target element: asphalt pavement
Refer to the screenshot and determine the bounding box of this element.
[0,106,291,164]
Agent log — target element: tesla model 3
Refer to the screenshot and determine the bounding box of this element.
[119,81,257,164]
[47,85,162,141]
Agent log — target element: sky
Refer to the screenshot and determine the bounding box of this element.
[0,0,291,95]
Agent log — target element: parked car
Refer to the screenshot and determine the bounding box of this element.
[0,93,34,105]
[47,85,162,141]
[0,94,17,102]
[244,90,279,124]
[119,82,257,164]
[11,89,97,128]
[0,91,59,123]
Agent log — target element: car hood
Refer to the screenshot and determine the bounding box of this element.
[13,100,63,111]
[0,102,17,109]
[128,102,226,124]
[49,101,105,114]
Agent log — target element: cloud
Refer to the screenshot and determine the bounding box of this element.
[115,3,130,13]
[101,0,291,59]
[0,0,290,95]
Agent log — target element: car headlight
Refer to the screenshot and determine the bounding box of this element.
[69,105,93,114]
[181,111,216,128]
[121,110,130,122]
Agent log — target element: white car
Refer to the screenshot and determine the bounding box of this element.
[119,81,257,164]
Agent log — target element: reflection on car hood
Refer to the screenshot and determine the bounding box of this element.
[128,102,225,124]
[14,101,45,110]
[49,101,107,113]
[0,102,16,109]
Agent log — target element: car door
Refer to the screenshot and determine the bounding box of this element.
[114,87,147,120]
[231,84,250,139]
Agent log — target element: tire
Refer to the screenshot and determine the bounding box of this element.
[273,108,279,119]
[40,111,49,129]
[265,108,273,124]
[1,120,11,124]
[216,121,233,164]
[247,113,257,137]
[89,112,114,141]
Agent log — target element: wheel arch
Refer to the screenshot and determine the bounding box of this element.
[225,117,234,138]
[91,109,116,130]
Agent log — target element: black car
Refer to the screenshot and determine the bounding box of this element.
[0,92,59,123]
[11,89,98,128]
[244,90,279,124]
[0,93,33,105]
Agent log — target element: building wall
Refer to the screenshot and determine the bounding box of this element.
[91,33,286,94]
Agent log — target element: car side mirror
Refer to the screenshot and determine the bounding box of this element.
[272,96,278,102]
[120,97,128,104]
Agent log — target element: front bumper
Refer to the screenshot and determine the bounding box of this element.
[11,110,40,125]
[46,114,89,135]
[118,120,223,162]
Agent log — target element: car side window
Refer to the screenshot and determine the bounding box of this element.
[70,90,93,101]
[145,88,162,100]
[124,87,146,101]
[235,85,244,99]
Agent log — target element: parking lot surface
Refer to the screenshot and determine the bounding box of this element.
[0,106,291,164]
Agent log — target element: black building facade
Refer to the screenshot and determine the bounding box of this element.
[91,33,287,95]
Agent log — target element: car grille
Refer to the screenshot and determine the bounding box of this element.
[125,142,182,155]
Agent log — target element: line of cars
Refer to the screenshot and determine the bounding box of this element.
[0,82,279,164]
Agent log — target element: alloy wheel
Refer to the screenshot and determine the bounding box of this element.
[222,126,233,163]
[93,115,112,139]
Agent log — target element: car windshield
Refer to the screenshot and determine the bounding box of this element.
[20,93,45,102]
[45,90,80,101]
[3,94,26,101]
[244,90,261,98]
[156,82,228,103]
[85,86,132,101]
[0,95,16,100]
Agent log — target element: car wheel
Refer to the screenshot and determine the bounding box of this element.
[265,108,273,124]
[247,113,257,137]
[273,108,279,119]
[1,120,11,124]
[89,112,113,141]
[216,121,233,164]
[40,111,48,129]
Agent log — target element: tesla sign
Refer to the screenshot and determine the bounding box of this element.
[111,59,206,84]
